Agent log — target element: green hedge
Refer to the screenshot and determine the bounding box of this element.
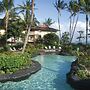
[25,44,40,57]
[0,52,31,74]
[76,70,90,79]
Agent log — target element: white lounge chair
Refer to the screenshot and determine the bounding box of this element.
[58,47,61,51]
[48,46,51,49]
[13,47,16,51]
[59,47,61,49]
[45,46,48,49]
[53,46,56,49]
[10,47,16,51]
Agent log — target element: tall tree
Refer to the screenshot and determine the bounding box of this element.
[0,0,14,45]
[61,32,70,45]
[22,0,34,53]
[67,0,80,43]
[43,18,55,26]
[79,0,90,45]
[54,0,66,40]
[77,30,84,43]
[16,0,32,31]
[8,10,24,41]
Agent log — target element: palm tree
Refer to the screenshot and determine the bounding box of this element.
[78,0,90,45]
[8,9,24,42]
[22,0,34,53]
[43,18,55,26]
[54,0,66,41]
[16,0,32,31]
[67,0,80,43]
[77,30,84,43]
[0,0,14,45]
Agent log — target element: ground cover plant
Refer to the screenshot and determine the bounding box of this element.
[0,52,31,74]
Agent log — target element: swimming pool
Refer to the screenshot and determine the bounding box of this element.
[0,55,76,90]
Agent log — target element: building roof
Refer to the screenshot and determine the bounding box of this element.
[31,24,58,32]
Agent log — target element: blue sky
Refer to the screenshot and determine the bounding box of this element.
[14,0,85,23]
[0,0,85,24]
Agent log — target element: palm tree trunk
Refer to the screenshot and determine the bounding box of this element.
[58,11,61,44]
[22,0,34,53]
[71,15,75,33]
[86,14,88,45]
[69,16,72,40]
[5,11,9,46]
[70,14,79,43]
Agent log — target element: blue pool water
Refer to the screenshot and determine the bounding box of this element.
[0,55,76,90]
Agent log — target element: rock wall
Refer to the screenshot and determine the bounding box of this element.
[67,60,90,90]
[0,60,41,83]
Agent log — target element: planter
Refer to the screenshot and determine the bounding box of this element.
[67,60,90,90]
[0,60,41,83]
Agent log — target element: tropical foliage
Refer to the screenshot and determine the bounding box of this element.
[43,18,55,26]
[0,0,14,45]
[43,33,59,47]
[0,52,31,74]
[61,32,70,45]
[67,0,80,43]
[79,0,90,45]
[54,0,66,39]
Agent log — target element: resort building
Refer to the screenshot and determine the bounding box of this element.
[0,24,58,43]
[28,24,58,43]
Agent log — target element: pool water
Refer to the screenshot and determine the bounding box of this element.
[0,55,76,90]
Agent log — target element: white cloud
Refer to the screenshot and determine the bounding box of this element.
[19,13,24,20]
[50,21,89,43]
[50,22,66,36]
[50,22,64,30]
[76,21,86,31]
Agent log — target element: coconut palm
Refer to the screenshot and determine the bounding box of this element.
[77,30,84,43]
[16,0,32,30]
[78,0,90,45]
[67,0,80,43]
[54,0,66,40]
[8,9,24,42]
[0,0,14,45]
[22,0,34,53]
[43,18,55,26]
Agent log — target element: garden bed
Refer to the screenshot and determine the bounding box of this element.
[0,60,41,83]
[67,60,90,90]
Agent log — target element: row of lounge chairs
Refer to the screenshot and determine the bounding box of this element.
[10,47,22,51]
[44,46,61,53]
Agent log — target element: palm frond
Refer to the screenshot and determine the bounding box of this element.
[3,0,14,10]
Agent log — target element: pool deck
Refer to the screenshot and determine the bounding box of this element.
[39,49,61,55]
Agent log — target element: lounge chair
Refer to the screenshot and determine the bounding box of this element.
[10,47,16,51]
[53,46,56,49]
[45,46,48,49]
[13,47,16,51]
[58,47,61,51]
[48,46,51,49]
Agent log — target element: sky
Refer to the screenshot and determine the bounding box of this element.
[0,0,90,43]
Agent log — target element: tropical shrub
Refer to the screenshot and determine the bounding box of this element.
[3,45,10,51]
[61,44,73,54]
[43,33,59,47]
[0,45,10,52]
[61,32,70,45]
[14,42,23,50]
[0,52,31,74]
[76,70,90,79]
[25,44,40,57]
[78,52,90,68]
